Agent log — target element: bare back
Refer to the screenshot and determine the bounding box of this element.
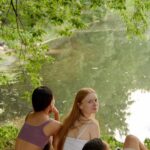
[15,139,42,150]
[15,112,61,150]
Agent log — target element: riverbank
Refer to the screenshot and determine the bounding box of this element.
[0,119,150,150]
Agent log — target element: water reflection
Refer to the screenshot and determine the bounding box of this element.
[42,29,150,138]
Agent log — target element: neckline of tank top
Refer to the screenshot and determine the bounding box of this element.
[65,137,88,141]
[24,119,51,127]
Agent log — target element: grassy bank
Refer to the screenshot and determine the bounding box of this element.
[0,125,18,150]
[0,124,150,150]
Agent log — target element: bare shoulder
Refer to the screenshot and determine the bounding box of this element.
[88,119,100,138]
[88,119,100,128]
[48,119,62,129]
[44,119,62,136]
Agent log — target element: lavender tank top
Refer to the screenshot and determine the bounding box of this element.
[18,120,51,148]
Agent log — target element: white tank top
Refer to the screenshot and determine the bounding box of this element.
[63,125,89,150]
[63,137,88,150]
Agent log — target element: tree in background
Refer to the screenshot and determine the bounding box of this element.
[0,0,150,88]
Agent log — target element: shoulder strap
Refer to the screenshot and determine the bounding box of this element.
[40,120,51,127]
[76,124,89,139]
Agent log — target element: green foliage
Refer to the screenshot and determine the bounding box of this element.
[102,135,123,150]
[0,125,19,150]
[107,0,126,10]
[120,0,148,37]
[102,136,150,150]
[144,138,150,149]
[0,73,17,86]
[1,0,149,39]
[0,0,150,89]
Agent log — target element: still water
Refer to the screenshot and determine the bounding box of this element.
[0,17,150,140]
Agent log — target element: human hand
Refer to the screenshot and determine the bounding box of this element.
[51,106,59,121]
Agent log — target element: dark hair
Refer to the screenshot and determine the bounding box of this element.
[32,86,53,112]
[82,138,107,150]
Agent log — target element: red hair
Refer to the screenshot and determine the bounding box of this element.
[56,88,96,150]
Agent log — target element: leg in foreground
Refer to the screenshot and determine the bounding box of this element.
[123,135,148,150]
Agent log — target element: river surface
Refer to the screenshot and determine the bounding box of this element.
[0,15,150,141]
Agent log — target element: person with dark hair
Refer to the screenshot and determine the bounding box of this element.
[82,138,109,150]
[82,135,148,150]
[15,86,61,150]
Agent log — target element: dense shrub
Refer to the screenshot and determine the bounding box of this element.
[0,125,19,150]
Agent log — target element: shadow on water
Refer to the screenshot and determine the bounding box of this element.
[0,16,150,139]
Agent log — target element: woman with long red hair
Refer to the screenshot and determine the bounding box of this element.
[55,87,100,150]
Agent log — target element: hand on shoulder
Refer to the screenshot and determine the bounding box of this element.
[49,106,60,121]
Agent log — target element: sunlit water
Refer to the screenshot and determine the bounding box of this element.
[127,90,150,141]
[115,90,150,142]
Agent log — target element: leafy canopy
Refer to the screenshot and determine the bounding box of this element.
[0,0,150,88]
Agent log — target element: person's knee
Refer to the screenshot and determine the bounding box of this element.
[124,135,148,150]
[124,134,140,149]
[125,135,138,143]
